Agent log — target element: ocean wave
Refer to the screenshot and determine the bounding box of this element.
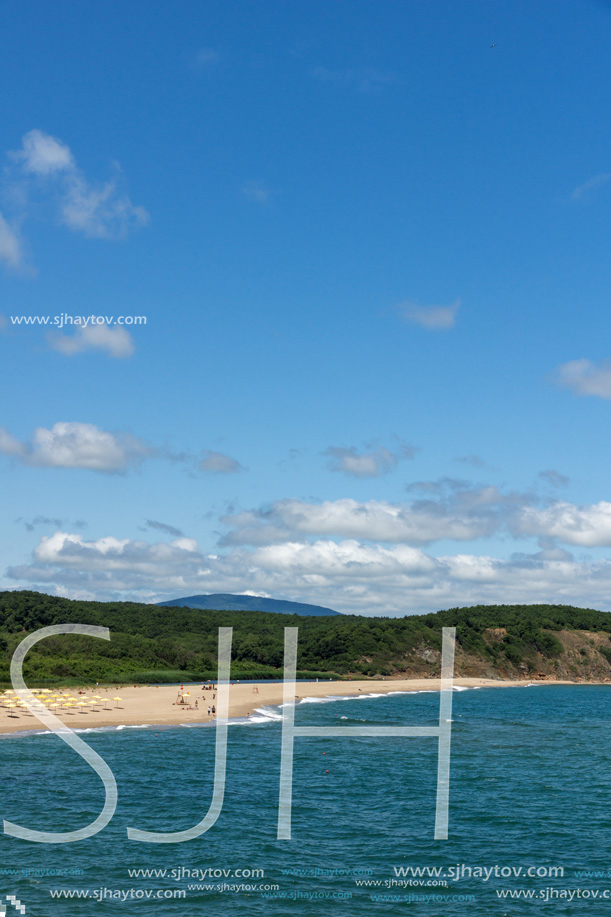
[228,705,285,726]
[296,695,348,704]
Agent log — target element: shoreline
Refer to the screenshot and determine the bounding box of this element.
[0,676,600,737]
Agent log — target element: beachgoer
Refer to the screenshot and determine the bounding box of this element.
[208,707,211,716]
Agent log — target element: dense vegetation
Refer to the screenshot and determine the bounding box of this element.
[1,591,611,684]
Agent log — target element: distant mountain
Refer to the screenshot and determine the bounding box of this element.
[157,593,342,616]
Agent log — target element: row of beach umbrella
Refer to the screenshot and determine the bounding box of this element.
[0,689,123,718]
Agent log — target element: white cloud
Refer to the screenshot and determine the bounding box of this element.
[325,445,404,477]
[48,322,135,358]
[515,500,611,547]
[6,129,149,245]
[571,172,611,201]
[399,299,460,331]
[220,490,510,547]
[0,422,152,472]
[325,440,415,478]
[10,528,611,615]
[16,129,74,175]
[61,174,150,239]
[200,450,242,474]
[221,488,611,553]
[0,428,27,457]
[0,210,23,268]
[554,359,611,399]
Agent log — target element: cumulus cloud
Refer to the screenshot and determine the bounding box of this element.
[514,500,611,547]
[571,173,611,201]
[10,528,611,615]
[5,129,149,246]
[0,422,152,472]
[15,129,74,175]
[554,359,611,399]
[199,450,243,474]
[0,210,23,268]
[324,441,415,478]
[399,299,460,331]
[219,487,513,547]
[222,485,611,553]
[48,322,135,358]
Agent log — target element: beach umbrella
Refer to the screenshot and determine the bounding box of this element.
[113,697,122,707]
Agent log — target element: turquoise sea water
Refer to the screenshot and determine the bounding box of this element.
[1,685,611,916]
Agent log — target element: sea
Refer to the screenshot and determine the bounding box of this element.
[0,684,610,916]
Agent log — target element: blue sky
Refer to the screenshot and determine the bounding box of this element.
[2,0,611,614]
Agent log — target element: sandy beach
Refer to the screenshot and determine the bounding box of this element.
[0,676,579,736]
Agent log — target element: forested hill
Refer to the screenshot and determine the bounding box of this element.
[1,591,611,684]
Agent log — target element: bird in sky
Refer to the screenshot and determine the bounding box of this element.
[490,43,497,48]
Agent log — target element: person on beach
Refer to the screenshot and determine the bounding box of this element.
[208,706,211,716]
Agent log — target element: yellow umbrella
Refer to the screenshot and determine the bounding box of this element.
[113,697,123,707]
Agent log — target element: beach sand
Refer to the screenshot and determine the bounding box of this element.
[0,676,576,735]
